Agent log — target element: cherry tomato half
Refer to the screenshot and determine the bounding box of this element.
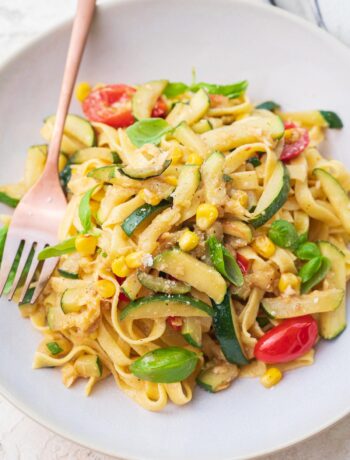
[116,276,129,303]
[280,126,310,162]
[167,316,183,331]
[254,315,318,363]
[152,97,168,118]
[82,84,136,128]
[236,253,250,274]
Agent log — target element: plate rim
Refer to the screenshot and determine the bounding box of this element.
[1,0,350,458]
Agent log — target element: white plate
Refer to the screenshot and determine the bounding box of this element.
[0,0,350,459]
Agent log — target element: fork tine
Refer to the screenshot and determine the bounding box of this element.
[18,242,45,303]
[0,236,22,295]
[7,241,34,300]
[31,257,59,304]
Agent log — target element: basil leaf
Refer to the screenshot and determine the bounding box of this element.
[191,80,248,99]
[268,219,299,250]
[79,186,98,233]
[163,82,189,98]
[256,101,281,112]
[298,256,323,283]
[207,235,243,287]
[126,118,173,147]
[46,341,63,355]
[297,232,308,246]
[301,256,331,294]
[130,347,199,383]
[319,110,343,129]
[295,242,321,260]
[38,237,77,261]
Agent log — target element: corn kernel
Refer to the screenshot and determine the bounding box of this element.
[163,175,178,186]
[260,367,283,388]
[186,152,203,166]
[75,81,91,102]
[196,203,219,230]
[112,256,131,278]
[75,235,97,256]
[252,236,276,258]
[179,230,199,252]
[139,189,162,206]
[278,273,301,294]
[125,251,144,269]
[95,279,116,298]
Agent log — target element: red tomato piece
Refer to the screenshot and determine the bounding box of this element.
[152,97,168,118]
[166,316,183,331]
[280,128,310,162]
[236,253,250,274]
[254,315,318,363]
[82,84,136,128]
[283,121,297,129]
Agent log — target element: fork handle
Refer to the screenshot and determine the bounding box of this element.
[45,0,96,171]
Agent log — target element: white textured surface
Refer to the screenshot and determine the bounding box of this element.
[0,1,350,459]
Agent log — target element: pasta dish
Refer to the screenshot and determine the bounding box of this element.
[0,78,348,411]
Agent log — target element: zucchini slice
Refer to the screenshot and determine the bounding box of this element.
[172,122,209,159]
[120,294,213,320]
[121,272,142,300]
[249,161,290,228]
[70,147,121,164]
[132,80,168,120]
[87,165,116,182]
[58,254,80,279]
[166,89,210,126]
[192,119,213,134]
[201,110,284,151]
[314,168,350,233]
[137,271,190,294]
[262,288,344,319]
[61,288,86,314]
[181,318,202,348]
[212,292,249,366]
[74,355,102,378]
[172,164,200,208]
[201,151,226,206]
[41,114,96,154]
[279,110,343,129]
[318,241,347,339]
[153,249,227,304]
[121,159,171,180]
[196,362,238,392]
[121,199,171,236]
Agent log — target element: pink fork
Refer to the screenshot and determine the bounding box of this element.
[0,0,96,304]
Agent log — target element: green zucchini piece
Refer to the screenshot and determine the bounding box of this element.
[132,80,168,120]
[153,249,227,304]
[262,288,344,319]
[120,159,171,180]
[46,342,63,356]
[87,165,116,182]
[201,151,226,206]
[166,89,210,126]
[256,101,280,112]
[18,287,36,316]
[121,272,142,300]
[181,318,202,348]
[70,147,121,164]
[318,241,346,339]
[196,362,238,392]
[319,110,343,129]
[300,256,330,294]
[75,354,102,378]
[314,168,350,233]
[172,164,200,208]
[58,269,79,280]
[250,161,290,228]
[172,122,209,158]
[212,292,249,366]
[207,236,243,286]
[121,199,171,236]
[58,255,80,279]
[192,119,213,134]
[120,293,213,320]
[61,288,86,314]
[137,271,190,294]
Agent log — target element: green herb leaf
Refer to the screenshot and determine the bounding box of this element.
[300,256,331,294]
[191,80,248,99]
[247,156,261,167]
[0,192,19,208]
[268,219,299,250]
[38,237,77,261]
[46,341,63,355]
[79,185,98,234]
[163,82,189,98]
[126,118,173,147]
[207,235,243,287]
[319,110,343,129]
[130,347,199,383]
[256,101,281,112]
[295,242,321,260]
[298,256,323,283]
